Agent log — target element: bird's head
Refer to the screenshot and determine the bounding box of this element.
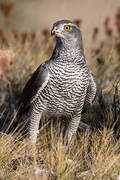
[51,20,84,54]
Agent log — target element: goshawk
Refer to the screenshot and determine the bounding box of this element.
[18,20,97,145]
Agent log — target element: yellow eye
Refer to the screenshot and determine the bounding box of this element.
[64,25,70,31]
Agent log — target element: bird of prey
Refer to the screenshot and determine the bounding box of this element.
[18,20,97,145]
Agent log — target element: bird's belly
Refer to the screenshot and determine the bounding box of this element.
[42,69,88,116]
[46,100,77,117]
[45,84,85,116]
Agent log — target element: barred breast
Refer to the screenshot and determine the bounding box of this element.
[36,58,89,117]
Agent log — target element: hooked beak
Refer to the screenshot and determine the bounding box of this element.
[51,26,64,37]
[51,28,55,36]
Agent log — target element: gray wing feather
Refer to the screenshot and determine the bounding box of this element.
[18,63,49,117]
[82,73,97,113]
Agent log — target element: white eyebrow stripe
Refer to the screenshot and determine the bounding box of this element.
[65,23,79,29]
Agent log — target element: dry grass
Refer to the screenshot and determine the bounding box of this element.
[0,123,120,179]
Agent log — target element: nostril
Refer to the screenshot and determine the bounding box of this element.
[54,26,58,31]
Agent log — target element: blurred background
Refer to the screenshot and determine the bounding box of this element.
[0,0,120,46]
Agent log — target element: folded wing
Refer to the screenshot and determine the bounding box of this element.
[18,64,49,118]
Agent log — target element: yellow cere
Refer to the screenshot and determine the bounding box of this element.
[54,26,58,30]
[64,25,70,31]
